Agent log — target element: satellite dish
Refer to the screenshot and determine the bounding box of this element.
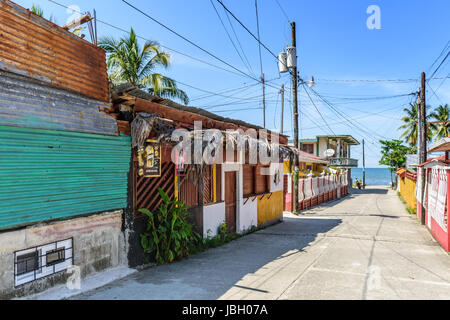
[324,149,335,157]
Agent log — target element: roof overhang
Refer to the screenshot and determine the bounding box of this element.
[317,135,360,145]
[428,137,450,153]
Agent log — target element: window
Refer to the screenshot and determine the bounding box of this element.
[16,251,39,276]
[203,165,214,205]
[301,143,314,154]
[243,164,270,196]
[243,165,255,196]
[46,248,65,266]
[255,165,270,194]
[14,238,73,287]
[216,164,222,202]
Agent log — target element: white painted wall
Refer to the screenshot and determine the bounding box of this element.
[237,164,257,233]
[270,162,284,192]
[202,202,226,238]
[318,137,328,158]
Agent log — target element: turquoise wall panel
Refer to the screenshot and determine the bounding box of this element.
[0,125,131,230]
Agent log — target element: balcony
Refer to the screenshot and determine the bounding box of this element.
[328,157,358,168]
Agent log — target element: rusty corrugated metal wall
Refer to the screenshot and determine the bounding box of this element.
[0,70,118,135]
[0,0,109,102]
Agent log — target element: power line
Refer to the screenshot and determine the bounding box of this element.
[427,81,445,105]
[214,106,262,113]
[222,6,256,78]
[430,50,450,80]
[121,0,263,83]
[274,0,291,23]
[301,83,336,135]
[427,40,450,73]
[176,79,271,102]
[215,0,284,65]
[47,0,253,79]
[209,0,256,78]
[308,87,390,146]
[202,94,278,110]
[189,82,258,101]
[297,103,409,130]
[315,76,450,83]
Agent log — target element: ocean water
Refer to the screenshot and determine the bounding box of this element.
[351,168,393,186]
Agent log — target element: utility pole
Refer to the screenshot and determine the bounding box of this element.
[291,21,300,214]
[362,139,366,189]
[262,73,266,128]
[280,84,284,135]
[418,72,427,225]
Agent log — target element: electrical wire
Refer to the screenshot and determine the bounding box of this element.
[222,6,256,78]
[430,48,450,79]
[47,0,255,80]
[308,87,391,148]
[121,0,263,84]
[301,83,336,135]
[274,0,291,23]
[209,0,256,78]
[427,40,450,73]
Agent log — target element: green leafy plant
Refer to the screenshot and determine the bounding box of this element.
[98,28,189,104]
[139,188,200,264]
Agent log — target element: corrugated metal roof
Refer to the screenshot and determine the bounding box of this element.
[428,137,450,153]
[0,125,131,230]
[0,0,109,102]
[113,83,289,139]
[0,70,118,135]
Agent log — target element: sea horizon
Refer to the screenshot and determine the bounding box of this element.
[350,167,393,186]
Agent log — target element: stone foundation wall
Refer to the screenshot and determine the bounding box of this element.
[0,211,126,299]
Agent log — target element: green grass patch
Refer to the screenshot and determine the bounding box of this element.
[397,192,416,215]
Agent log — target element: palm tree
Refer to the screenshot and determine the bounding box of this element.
[98,28,189,104]
[431,104,450,140]
[398,102,434,148]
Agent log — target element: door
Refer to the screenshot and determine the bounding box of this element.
[225,171,237,233]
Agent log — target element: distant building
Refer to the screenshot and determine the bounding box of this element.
[298,135,359,168]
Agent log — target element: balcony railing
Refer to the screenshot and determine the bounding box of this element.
[328,157,358,168]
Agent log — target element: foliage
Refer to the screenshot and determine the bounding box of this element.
[431,104,450,140]
[30,4,56,23]
[398,103,435,147]
[139,188,200,264]
[98,28,189,104]
[31,4,44,17]
[379,139,414,172]
[397,192,416,215]
[72,26,87,37]
[192,223,259,253]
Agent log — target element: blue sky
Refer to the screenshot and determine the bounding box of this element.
[16,0,450,167]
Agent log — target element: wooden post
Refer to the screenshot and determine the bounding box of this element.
[262,73,266,128]
[419,72,427,225]
[291,21,299,215]
[198,164,203,207]
[362,139,366,189]
[280,84,284,135]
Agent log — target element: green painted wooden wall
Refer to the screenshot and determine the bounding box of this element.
[0,125,131,230]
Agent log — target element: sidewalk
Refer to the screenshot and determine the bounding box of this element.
[66,186,450,300]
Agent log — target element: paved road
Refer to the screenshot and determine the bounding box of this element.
[73,186,450,300]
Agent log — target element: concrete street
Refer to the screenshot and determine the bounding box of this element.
[72,186,450,300]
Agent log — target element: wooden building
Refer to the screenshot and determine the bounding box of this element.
[111,85,290,265]
[0,0,130,298]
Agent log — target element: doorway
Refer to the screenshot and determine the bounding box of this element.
[225,171,237,233]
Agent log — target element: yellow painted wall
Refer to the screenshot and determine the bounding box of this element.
[257,190,284,226]
[399,176,417,211]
